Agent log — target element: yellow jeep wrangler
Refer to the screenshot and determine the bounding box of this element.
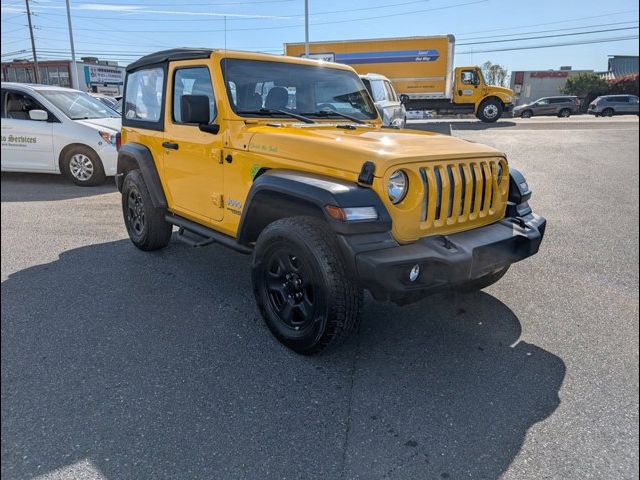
[116,48,546,354]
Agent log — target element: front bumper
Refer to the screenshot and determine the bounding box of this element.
[353,213,546,301]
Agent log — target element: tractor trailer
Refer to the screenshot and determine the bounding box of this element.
[285,35,514,122]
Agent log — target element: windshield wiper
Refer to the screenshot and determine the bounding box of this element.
[302,110,366,125]
[236,108,315,124]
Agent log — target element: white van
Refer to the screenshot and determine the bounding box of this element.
[1,82,120,186]
[359,73,407,128]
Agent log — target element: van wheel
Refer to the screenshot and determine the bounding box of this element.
[521,110,533,118]
[121,169,172,251]
[252,217,363,355]
[602,108,614,117]
[61,146,106,186]
[476,98,502,122]
[458,266,510,293]
[558,108,571,118]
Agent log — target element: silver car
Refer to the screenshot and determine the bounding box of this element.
[588,95,639,117]
[360,73,407,128]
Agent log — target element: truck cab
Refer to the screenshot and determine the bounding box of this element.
[451,66,514,122]
[116,48,544,354]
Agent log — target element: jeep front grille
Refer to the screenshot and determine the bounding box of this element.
[419,159,507,229]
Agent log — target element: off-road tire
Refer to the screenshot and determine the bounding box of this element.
[61,145,106,186]
[252,216,363,355]
[121,169,172,251]
[602,108,614,117]
[558,108,571,118]
[521,110,533,118]
[458,266,510,293]
[476,98,503,123]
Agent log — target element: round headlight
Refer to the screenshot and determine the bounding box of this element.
[388,170,408,204]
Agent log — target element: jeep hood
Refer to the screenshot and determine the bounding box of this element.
[241,124,503,177]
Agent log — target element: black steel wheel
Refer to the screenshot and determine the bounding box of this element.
[121,169,172,251]
[252,217,362,354]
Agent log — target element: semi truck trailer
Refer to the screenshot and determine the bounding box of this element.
[285,35,514,122]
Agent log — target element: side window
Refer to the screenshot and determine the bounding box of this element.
[0,90,5,118]
[461,70,477,85]
[631,96,639,104]
[605,97,617,103]
[4,90,47,121]
[616,96,629,103]
[124,67,164,123]
[370,80,387,102]
[173,67,216,123]
[537,99,550,105]
[384,81,397,102]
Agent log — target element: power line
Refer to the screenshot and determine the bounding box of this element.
[458,26,639,46]
[457,21,639,41]
[457,34,639,54]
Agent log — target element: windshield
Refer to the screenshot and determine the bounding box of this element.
[222,58,377,121]
[37,90,120,120]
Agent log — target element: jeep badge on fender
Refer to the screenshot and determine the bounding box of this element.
[116,48,546,355]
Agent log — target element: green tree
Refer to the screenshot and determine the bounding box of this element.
[561,73,608,97]
[481,61,509,87]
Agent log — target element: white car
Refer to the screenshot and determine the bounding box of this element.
[359,73,407,128]
[1,82,120,186]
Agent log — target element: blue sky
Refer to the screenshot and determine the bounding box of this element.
[1,0,638,73]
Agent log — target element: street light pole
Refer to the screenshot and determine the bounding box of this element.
[25,0,40,83]
[304,0,309,57]
[65,0,79,89]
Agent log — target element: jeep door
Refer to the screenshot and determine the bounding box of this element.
[1,88,55,172]
[162,63,224,222]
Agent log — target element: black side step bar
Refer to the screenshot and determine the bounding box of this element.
[165,214,253,254]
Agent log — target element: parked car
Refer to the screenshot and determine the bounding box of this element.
[513,96,580,118]
[1,83,120,185]
[89,92,120,110]
[360,73,406,128]
[588,94,639,117]
[116,48,545,354]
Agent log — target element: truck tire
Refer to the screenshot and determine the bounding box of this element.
[458,266,510,293]
[61,145,106,186]
[476,98,503,123]
[251,216,363,355]
[121,169,172,251]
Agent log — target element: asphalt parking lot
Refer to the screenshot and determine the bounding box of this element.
[1,116,638,480]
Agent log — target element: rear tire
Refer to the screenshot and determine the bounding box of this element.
[602,108,614,117]
[558,108,571,118]
[458,266,510,293]
[252,216,363,355]
[121,169,172,251]
[61,145,106,186]
[476,98,503,123]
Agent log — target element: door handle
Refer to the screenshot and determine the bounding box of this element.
[162,141,179,150]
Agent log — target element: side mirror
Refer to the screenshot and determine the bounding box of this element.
[28,109,48,121]
[399,94,409,105]
[180,94,219,134]
[180,94,211,124]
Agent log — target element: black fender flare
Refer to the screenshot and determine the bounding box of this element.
[237,170,392,246]
[116,143,167,208]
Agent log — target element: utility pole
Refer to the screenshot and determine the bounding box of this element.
[65,0,79,89]
[25,0,40,83]
[304,0,309,57]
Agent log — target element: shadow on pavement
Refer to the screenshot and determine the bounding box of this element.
[1,173,116,202]
[1,239,565,480]
[408,121,518,135]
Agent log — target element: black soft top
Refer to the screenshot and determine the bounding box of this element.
[126,48,214,72]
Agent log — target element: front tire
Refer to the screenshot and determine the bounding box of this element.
[476,98,503,123]
[252,217,363,355]
[602,108,614,117]
[61,146,106,186]
[521,110,533,118]
[121,169,172,251]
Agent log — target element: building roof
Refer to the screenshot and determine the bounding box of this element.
[607,55,639,78]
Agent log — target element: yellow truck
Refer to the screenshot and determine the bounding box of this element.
[285,35,514,122]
